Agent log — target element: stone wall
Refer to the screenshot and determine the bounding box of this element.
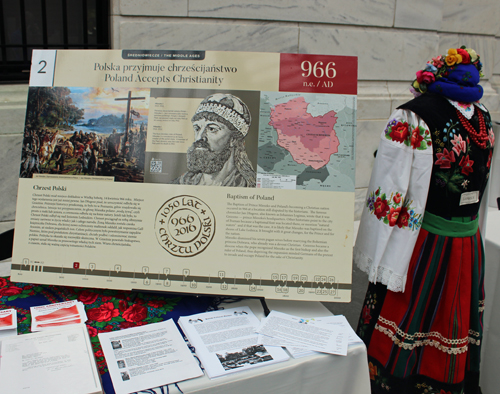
[1,0,499,233]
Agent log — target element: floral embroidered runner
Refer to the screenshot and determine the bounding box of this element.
[0,276,215,394]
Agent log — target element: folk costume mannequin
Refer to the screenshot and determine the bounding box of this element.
[354,47,494,394]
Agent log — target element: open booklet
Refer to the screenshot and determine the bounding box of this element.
[178,306,289,378]
[0,324,102,394]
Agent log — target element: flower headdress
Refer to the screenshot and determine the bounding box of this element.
[411,46,484,102]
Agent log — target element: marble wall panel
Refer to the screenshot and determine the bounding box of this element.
[480,83,500,121]
[394,0,443,31]
[387,81,414,112]
[0,135,22,222]
[0,221,14,236]
[299,26,438,81]
[438,34,496,80]
[492,76,500,111]
[355,188,368,220]
[355,119,387,189]
[119,0,187,17]
[0,85,29,135]
[188,0,396,28]
[357,82,392,120]
[111,0,120,15]
[494,37,500,75]
[441,0,500,36]
[117,18,299,53]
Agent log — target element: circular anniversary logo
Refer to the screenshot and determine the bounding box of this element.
[155,195,216,257]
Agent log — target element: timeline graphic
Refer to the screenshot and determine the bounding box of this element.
[12,260,349,299]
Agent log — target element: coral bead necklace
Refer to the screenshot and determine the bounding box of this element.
[456,108,488,149]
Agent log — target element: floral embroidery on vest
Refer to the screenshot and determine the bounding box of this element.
[432,114,493,193]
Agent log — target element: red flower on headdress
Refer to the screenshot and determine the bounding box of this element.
[416,70,435,85]
[432,56,444,68]
[457,48,471,64]
[389,122,409,143]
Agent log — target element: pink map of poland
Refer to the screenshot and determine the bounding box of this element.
[268,97,339,170]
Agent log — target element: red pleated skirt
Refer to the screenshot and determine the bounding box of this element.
[356,228,484,394]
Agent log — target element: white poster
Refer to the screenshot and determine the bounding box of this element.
[12,49,357,302]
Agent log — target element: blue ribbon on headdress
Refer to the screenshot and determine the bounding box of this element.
[427,64,483,102]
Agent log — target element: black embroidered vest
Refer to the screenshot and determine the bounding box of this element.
[398,93,493,218]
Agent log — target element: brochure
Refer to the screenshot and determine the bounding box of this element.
[0,309,17,338]
[178,306,289,378]
[30,300,87,331]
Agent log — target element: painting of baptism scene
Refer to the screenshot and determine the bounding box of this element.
[20,87,150,182]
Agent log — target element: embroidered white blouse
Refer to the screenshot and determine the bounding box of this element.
[354,101,488,293]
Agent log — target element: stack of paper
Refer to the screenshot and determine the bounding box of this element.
[0,309,17,338]
[30,300,87,331]
[256,311,363,358]
[0,324,103,394]
[178,307,289,378]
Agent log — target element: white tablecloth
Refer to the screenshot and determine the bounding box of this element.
[177,299,371,394]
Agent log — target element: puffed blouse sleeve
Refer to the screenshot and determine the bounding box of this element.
[353,109,434,292]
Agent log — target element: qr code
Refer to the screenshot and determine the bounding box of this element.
[150,159,162,173]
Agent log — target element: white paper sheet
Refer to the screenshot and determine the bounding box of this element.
[257,333,316,358]
[309,315,364,345]
[0,324,102,394]
[256,310,348,355]
[178,306,289,378]
[98,319,203,394]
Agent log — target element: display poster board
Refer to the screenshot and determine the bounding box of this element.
[11,50,357,302]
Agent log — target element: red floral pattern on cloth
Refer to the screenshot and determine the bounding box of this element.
[0,276,214,393]
[432,113,493,194]
[389,121,410,143]
[435,148,456,169]
[366,187,423,231]
[385,118,431,149]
